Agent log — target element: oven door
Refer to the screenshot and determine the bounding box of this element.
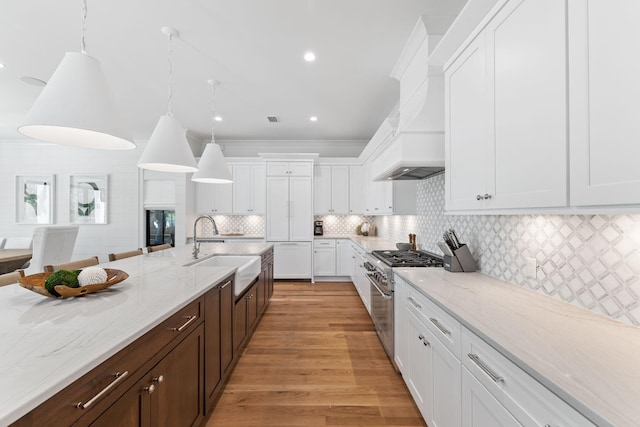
[367,273,394,362]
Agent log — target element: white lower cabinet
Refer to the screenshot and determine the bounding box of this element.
[273,242,312,279]
[396,275,595,427]
[351,243,370,314]
[335,239,352,276]
[313,240,336,276]
[462,366,520,427]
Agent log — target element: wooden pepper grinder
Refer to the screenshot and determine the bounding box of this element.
[409,234,417,251]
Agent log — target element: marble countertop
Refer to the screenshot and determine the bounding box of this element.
[0,242,272,425]
[395,268,640,427]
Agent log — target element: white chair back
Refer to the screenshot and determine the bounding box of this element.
[24,226,79,275]
[4,237,33,249]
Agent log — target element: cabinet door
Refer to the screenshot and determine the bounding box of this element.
[219,279,234,377]
[431,336,462,427]
[289,177,313,241]
[204,288,221,410]
[232,164,252,214]
[150,324,204,427]
[445,34,488,211]
[335,239,352,276]
[405,308,432,416]
[233,296,247,353]
[462,367,521,427]
[247,282,258,329]
[348,166,364,214]
[289,162,313,176]
[393,276,408,374]
[195,182,232,214]
[313,247,336,276]
[486,0,567,208]
[266,162,290,176]
[90,376,151,427]
[266,177,290,241]
[250,164,266,214]
[331,166,349,214]
[569,0,640,206]
[314,165,332,214]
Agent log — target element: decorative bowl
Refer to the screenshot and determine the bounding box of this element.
[396,243,412,251]
[18,268,129,298]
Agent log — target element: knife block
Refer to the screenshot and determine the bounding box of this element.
[443,244,477,272]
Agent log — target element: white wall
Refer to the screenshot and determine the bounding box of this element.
[0,140,143,263]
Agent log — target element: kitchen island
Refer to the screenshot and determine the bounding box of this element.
[0,242,273,426]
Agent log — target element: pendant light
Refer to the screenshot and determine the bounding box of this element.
[18,0,134,150]
[192,80,232,183]
[137,27,198,173]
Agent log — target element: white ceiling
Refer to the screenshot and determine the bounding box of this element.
[0,0,466,147]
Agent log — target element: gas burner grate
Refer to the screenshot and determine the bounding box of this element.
[372,250,444,268]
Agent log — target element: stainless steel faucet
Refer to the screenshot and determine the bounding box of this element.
[192,215,219,259]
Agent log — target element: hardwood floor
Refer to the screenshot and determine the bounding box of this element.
[204,281,425,426]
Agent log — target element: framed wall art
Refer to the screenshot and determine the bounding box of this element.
[15,175,55,224]
[70,174,108,224]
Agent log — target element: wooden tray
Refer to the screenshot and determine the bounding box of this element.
[18,268,129,298]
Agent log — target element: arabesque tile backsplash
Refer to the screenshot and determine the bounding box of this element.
[375,174,640,327]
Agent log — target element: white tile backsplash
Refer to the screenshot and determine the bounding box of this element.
[374,174,640,326]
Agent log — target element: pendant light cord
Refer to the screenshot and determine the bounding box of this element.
[81,0,87,54]
[210,82,217,144]
[167,32,173,116]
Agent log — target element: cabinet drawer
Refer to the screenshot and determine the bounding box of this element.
[405,286,461,359]
[461,327,595,427]
[313,239,336,248]
[13,297,204,427]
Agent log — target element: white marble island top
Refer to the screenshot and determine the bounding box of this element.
[395,268,640,427]
[0,242,272,425]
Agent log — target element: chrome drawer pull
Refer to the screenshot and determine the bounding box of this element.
[407,297,422,309]
[468,353,503,383]
[172,315,197,332]
[76,371,129,409]
[418,334,430,347]
[429,317,450,335]
[220,280,232,289]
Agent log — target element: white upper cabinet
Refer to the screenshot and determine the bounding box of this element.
[569,0,640,206]
[313,165,349,214]
[232,163,265,214]
[195,167,233,214]
[445,0,568,211]
[348,166,364,214]
[445,34,488,211]
[266,161,313,177]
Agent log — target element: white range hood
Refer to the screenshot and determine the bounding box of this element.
[372,16,453,181]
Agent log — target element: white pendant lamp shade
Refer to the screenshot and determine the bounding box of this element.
[192,143,232,183]
[18,52,135,150]
[138,115,199,173]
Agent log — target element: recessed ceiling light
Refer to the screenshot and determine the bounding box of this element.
[310,116,318,122]
[20,76,47,87]
[214,116,222,122]
[304,52,316,62]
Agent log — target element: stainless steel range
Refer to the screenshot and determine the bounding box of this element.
[364,250,443,366]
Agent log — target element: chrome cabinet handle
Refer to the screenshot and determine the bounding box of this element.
[220,280,231,289]
[144,384,155,394]
[484,193,492,200]
[152,375,164,384]
[171,315,197,332]
[76,371,129,409]
[468,353,503,383]
[476,194,483,200]
[407,296,422,309]
[429,317,450,335]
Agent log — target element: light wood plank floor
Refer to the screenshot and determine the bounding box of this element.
[204,281,425,426]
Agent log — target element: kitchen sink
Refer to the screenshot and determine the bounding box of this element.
[190,255,261,296]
